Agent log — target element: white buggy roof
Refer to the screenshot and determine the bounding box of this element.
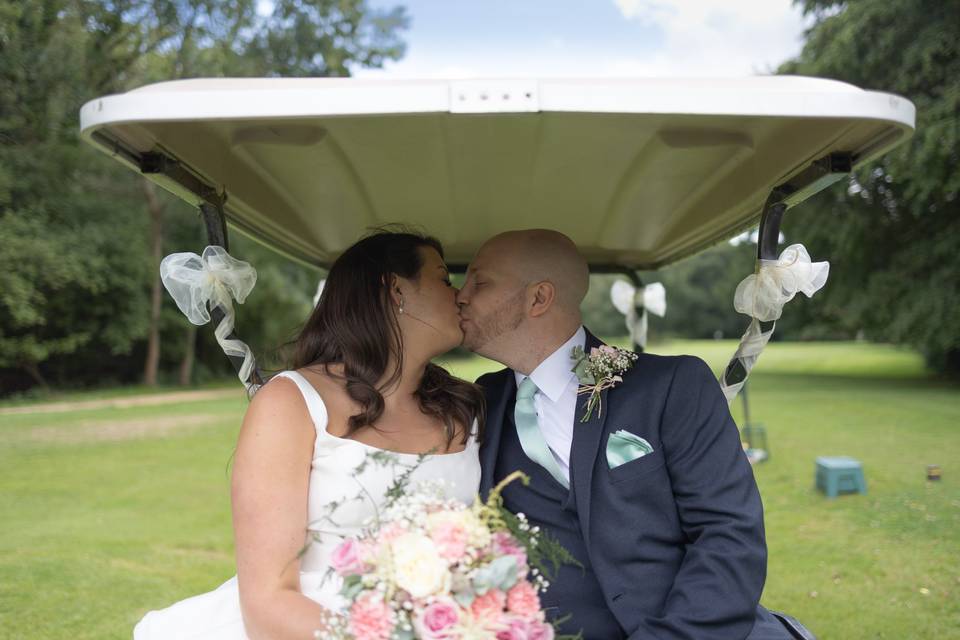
[80,76,915,269]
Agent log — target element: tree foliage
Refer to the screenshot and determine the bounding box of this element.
[778,0,960,373]
[0,2,150,387]
[0,0,406,394]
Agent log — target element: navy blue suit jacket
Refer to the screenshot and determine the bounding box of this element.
[478,331,780,640]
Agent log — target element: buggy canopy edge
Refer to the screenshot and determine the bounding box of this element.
[79,76,916,271]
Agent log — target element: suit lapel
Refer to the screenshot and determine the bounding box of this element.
[479,371,516,499]
[570,330,610,549]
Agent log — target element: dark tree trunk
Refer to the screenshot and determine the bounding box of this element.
[142,180,165,386]
[22,360,48,389]
[178,324,197,386]
[944,348,960,379]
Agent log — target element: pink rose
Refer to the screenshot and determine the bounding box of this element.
[589,347,601,358]
[527,620,555,640]
[330,538,366,576]
[506,582,542,619]
[496,617,555,640]
[599,345,618,356]
[470,588,506,622]
[496,616,529,640]
[491,531,528,575]
[430,520,469,560]
[414,597,460,639]
[348,592,393,640]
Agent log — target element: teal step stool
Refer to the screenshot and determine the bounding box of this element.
[816,456,867,498]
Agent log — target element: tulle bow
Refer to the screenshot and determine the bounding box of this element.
[733,244,829,322]
[160,246,257,325]
[160,246,259,393]
[610,281,666,348]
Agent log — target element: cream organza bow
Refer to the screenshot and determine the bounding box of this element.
[160,246,257,324]
[733,244,829,322]
[160,246,258,391]
[610,281,666,348]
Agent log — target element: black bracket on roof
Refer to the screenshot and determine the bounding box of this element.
[140,150,224,210]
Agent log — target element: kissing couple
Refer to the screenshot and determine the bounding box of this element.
[135,228,798,639]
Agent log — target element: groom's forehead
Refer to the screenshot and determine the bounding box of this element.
[467,260,516,280]
[471,240,508,269]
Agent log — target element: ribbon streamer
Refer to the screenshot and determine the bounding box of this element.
[720,243,829,403]
[160,246,260,395]
[719,318,773,404]
[610,280,666,349]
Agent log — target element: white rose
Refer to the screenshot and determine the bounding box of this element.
[391,532,451,598]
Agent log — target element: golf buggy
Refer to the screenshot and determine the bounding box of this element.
[80,76,916,639]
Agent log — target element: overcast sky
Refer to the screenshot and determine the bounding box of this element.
[349,0,813,79]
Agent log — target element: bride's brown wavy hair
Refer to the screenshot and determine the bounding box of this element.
[290,228,484,447]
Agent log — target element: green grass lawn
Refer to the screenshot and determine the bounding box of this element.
[1,341,958,639]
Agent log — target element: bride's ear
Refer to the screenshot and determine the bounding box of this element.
[385,274,403,309]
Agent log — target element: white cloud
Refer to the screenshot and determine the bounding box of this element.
[354,1,812,79]
[609,0,812,76]
[613,0,671,21]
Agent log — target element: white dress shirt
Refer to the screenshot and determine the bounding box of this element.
[514,326,585,482]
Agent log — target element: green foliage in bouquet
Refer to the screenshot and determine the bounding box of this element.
[478,471,584,586]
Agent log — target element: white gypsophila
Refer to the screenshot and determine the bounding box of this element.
[381,479,457,523]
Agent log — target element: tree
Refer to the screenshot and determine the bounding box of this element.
[243,0,407,76]
[0,2,151,390]
[778,0,960,374]
[0,0,408,395]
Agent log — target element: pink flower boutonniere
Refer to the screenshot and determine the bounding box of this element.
[570,345,638,422]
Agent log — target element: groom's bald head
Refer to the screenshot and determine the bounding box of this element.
[481,229,589,311]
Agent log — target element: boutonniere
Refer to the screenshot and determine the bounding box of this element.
[570,345,638,422]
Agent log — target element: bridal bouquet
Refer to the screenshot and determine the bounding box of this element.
[317,471,580,640]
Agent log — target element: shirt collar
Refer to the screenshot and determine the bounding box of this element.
[514,326,585,402]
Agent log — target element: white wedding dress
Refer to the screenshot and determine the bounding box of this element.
[134,370,482,639]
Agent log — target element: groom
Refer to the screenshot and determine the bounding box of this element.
[456,230,801,640]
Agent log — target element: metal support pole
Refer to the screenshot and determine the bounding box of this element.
[137,147,264,393]
[722,192,785,388]
[200,201,229,251]
[741,379,752,428]
[198,198,264,391]
[616,269,647,353]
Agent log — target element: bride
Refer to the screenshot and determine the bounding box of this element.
[135,230,485,639]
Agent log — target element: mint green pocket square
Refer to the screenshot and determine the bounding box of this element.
[606,430,654,469]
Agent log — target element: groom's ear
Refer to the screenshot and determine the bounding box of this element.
[528,281,556,318]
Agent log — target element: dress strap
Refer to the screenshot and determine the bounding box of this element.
[270,371,329,433]
[469,417,481,446]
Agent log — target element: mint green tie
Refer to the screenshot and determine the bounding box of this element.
[515,377,569,489]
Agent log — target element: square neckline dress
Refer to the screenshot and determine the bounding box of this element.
[134,370,481,639]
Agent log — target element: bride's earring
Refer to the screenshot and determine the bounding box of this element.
[398,293,404,315]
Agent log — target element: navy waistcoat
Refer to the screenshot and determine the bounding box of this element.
[495,411,626,639]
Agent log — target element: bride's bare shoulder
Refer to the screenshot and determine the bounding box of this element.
[234,377,314,486]
[240,374,314,434]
